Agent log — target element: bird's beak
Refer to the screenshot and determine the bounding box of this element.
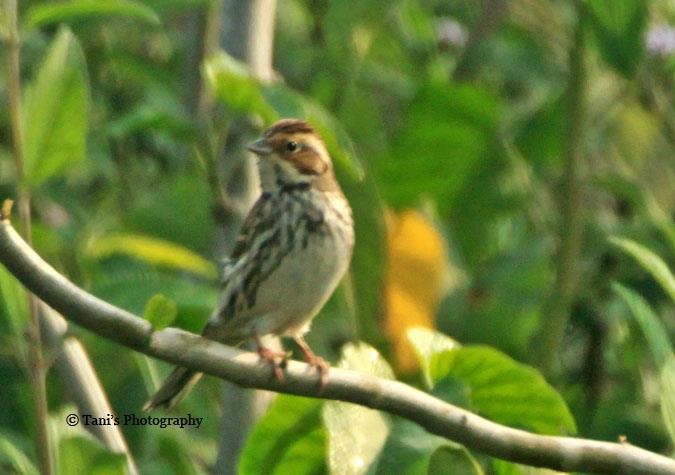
[246,138,273,156]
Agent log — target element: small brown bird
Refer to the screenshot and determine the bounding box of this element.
[144,119,354,411]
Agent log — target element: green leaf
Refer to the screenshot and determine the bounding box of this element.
[22,27,89,188]
[86,233,217,279]
[204,52,277,122]
[586,0,648,78]
[378,81,499,212]
[323,343,393,475]
[143,293,177,330]
[373,418,475,475]
[660,356,675,446]
[612,282,673,368]
[407,327,461,389]
[0,430,39,475]
[25,0,160,28]
[407,329,576,435]
[442,346,576,435]
[239,395,326,475]
[427,445,483,475]
[610,236,675,302]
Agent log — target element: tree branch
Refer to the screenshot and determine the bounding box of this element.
[40,302,138,474]
[0,218,674,475]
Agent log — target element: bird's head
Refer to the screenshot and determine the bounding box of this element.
[247,119,336,192]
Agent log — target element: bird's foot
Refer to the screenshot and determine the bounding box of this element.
[294,337,330,389]
[306,354,329,389]
[255,340,290,381]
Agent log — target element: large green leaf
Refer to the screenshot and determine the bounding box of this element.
[378,81,499,212]
[612,283,673,368]
[22,28,89,188]
[660,356,675,446]
[239,395,326,475]
[25,0,160,28]
[610,237,675,302]
[408,328,576,436]
[586,0,648,78]
[442,347,575,435]
[323,343,393,475]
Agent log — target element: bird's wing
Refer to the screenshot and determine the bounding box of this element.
[207,193,273,338]
[230,193,271,260]
[218,194,269,285]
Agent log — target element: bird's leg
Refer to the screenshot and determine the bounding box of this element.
[293,336,329,388]
[254,335,287,381]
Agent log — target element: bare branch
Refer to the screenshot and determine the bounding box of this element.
[0,219,674,475]
[40,303,138,474]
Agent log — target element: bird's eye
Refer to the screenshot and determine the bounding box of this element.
[285,141,299,152]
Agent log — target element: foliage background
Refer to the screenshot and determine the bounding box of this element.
[1,0,675,473]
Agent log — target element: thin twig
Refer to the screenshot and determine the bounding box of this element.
[0,219,674,474]
[3,3,53,473]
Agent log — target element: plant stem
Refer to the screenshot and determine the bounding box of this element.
[532,0,587,376]
[3,2,54,473]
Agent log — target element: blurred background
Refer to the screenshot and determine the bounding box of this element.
[0,0,674,473]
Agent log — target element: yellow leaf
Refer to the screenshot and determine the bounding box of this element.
[86,233,217,279]
[384,210,447,373]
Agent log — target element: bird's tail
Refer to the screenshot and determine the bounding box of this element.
[143,367,203,412]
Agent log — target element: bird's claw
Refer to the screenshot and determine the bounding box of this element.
[257,347,287,381]
[302,351,330,389]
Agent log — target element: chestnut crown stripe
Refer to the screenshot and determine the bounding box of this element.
[264,118,316,137]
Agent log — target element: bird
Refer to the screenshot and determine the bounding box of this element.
[143,118,355,411]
